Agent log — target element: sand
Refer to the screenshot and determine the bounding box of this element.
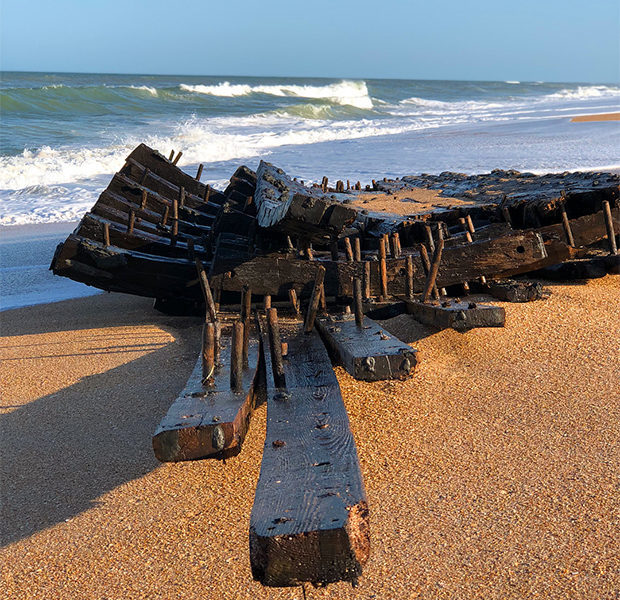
[571,113,620,123]
[350,188,476,217]
[1,277,619,599]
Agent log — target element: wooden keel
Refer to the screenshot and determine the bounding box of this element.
[250,317,370,587]
[152,322,262,462]
[404,299,505,332]
[316,314,417,381]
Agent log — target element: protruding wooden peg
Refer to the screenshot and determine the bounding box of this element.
[288,288,300,315]
[103,222,110,247]
[353,238,362,262]
[201,322,215,385]
[379,238,388,299]
[344,238,354,262]
[267,308,285,388]
[172,198,179,239]
[423,239,444,303]
[141,189,148,210]
[161,205,170,227]
[241,285,252,365]
[196,164,204,181]
[304,241,314,260]
[264,295,272,311]
[602,201,618,255]
[179,186,185,208]
[321,176,328,193]
[392,233,401,258]
[405,255,414,300]
[230,321,244,392]
[140,167,150,186]
[168,149,175,161]
[346,180,350,190]
[356,181,361,191]
[382,233,390,257]
[195,259,218,324]
[363,261,371,299]
[465,215,476,235]
[424,224,435,253]
[419,244,440,300]
[172,151,183,165]
[353,278,364,327]
[304,265,326,334]
[561,208,575,247]
[204,185,211,203]
[127,210,135,235]
[459,217,473,243]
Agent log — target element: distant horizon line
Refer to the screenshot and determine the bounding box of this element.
[1,69,617,86]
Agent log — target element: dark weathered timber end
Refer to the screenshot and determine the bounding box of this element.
[254,161,358,243]
[316,314,417,381]
[152,325,262,462]
[405,299,505,331]
[250,317,369,587]
[482,279,545,302]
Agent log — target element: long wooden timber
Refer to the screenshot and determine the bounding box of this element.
[212,230,548,298]
[316,314,417,381]
[51,235,203,301]
[153,323,262,461]
[254,160,358,243]
[250,314,370,587]
[404,298,505,331]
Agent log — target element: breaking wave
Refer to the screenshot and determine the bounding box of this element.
[179,80,374,109]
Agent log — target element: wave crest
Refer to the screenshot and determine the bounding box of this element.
[180,80,373,109]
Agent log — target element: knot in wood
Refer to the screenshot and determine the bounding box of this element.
[211,425,225,451]
[363,356,376,373]
[273,391,290,402]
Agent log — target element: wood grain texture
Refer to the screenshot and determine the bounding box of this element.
[405,299,505,331]
[152,322,262,462]
[316,314,417,381]
[250,317,369,587]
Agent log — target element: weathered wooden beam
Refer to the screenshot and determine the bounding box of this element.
[254,161,357,243]
[482,279,544,302]
[304,265,325,333]
[152,324,261,462]
[316,314,417,381]
[405,299,505,331]
[250,317,370,586]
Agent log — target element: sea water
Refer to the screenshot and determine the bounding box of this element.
[1,72,618,308]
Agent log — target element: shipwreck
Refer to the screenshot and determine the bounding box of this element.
[50,144,619,588]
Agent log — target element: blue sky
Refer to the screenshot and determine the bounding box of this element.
[1,0,618,82]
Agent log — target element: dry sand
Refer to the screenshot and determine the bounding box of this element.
[350,188,478,217]
[571,113,620,123]
[1,278,619,599]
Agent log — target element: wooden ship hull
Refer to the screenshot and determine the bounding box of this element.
[49,144,619,589]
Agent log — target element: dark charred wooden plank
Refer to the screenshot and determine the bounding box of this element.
[152,322,262,462]
[404,299,505,331]
[250,317,369,587]
[481,279,544,302]
[254,161,358,243]
[316,314,417,381]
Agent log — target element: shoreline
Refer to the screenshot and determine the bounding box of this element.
[2,278,619,599]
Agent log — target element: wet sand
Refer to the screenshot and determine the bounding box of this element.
[1,277,619,599]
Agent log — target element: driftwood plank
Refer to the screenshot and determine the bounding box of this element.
[153,324,262,461]
[316,314,417,381]
[250,316,369,587]
[482,279,544,302]
[405,299,505,331]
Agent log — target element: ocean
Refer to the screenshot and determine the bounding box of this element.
[0,71,619,309]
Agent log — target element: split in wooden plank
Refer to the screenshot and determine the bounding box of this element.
[250,316,370,587]
[404,298,505,332]
[316,313,417,381]
[152,322,262,462]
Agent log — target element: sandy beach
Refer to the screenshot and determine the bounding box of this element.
[1,273,618,599]
[571,113,620,122]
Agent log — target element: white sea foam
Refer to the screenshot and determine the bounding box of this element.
[127,85,158,95]
[544,85,620,100]
[180,80,373,109]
